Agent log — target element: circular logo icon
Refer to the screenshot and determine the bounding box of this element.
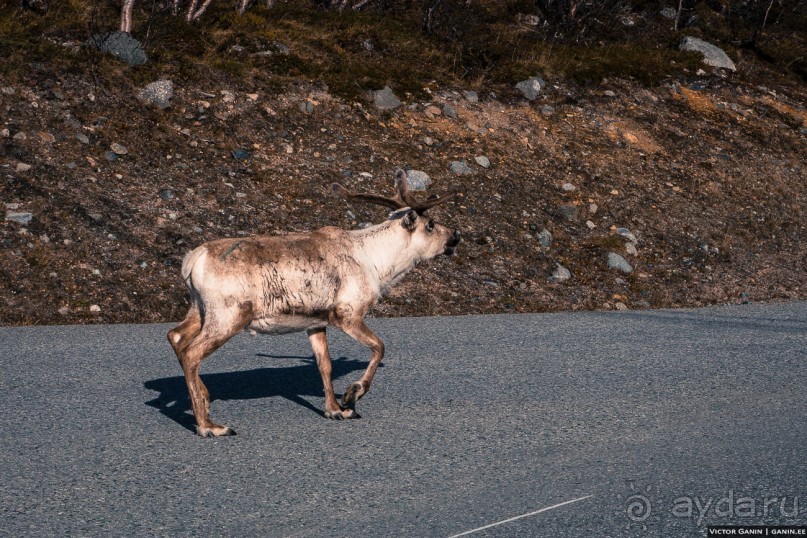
[625,494,652,522]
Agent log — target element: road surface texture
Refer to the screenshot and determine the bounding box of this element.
[1,302,805,537]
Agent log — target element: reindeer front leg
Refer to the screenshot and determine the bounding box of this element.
[307,328,357,420]
[334,318,385,409]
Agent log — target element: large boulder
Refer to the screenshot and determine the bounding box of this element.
[139,80,174,109]
[88,31,147,66]
[373,86,402,111]
[515,76,546,100]
[680,37,735,71]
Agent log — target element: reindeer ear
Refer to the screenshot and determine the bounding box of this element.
[401,209,417,231]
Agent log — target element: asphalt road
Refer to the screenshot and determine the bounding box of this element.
[1,302,805,537]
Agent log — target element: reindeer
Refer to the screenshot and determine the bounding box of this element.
[167,170,461,437]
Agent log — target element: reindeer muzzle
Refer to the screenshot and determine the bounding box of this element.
[444,230,461,256]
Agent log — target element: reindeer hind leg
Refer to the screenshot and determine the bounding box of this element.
[174,301,253,437]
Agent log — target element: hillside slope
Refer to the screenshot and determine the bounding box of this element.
[1,2,805,325]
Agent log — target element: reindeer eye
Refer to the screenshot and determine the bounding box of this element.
[426,220,435,232]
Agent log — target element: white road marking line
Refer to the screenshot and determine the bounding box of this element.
[447,495,593,538]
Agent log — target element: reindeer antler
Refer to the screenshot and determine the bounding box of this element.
[332,169,456,215]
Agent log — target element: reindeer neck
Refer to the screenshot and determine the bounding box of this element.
[350,222,418,290]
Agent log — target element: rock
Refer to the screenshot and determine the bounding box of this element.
[450,161,473,175]
[423,136,434,146]
[89,305,101,313]
[474,156,491,168]
[616,227,638,244]
[138,80,173,109]
[105,151,118,161]
[231,148,250,160]
[406,170,432,191]
[5,212,33,225]
[373,86,402,111]
[548,263,571,282]
[38,131,55,143]
[625,242,638,256]
[588,203,598,215]
[1,128,8,138]
[660,7,677,19]
[586,220,596,229]
[604,90,616,98]
[298,100,314,114]
[540,105,555,116]
[88,31,147,66]
[537,229,553,248]
[558,204,579,221]
[16,163,32,172]
[424,105,441,116]
[159,189,175,200]
[464,90,479,103]
[110,143,128,155]
[615,302,628,311]
[680,37,736,71]
[607,252,633,273]
[561,182,576,192]
[515,76,546,101]
[76,134,90,144]
[13,131,27,141]
[442,103,458,119]
[253,41,290,57]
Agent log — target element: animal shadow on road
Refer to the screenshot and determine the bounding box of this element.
[144,355,371,433]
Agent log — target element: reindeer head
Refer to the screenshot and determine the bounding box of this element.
[333,169,462,257]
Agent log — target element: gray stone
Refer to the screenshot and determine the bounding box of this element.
[558,204,579,221]
[5,212,33,225]
[373,86,402,111]
[442,103,458,119]
[138,80,173,109]
[548,263,571,282]
[253,41,290,56]
[110,143,128,155]
[16,163,32,172]
[561,183,576,192]
[231,149,250,160]
[607,252,633,273]
[13,132,26,141]
[474,156,490,168]
[680,37,736,71]
[616,227,638,244]
[660,7,677,19]
[450,161,473,175]
[515,77,546,101]
[537,229,553,249]
[464,90,479,104]
[76,134,90,144]
[159,189,175,200]
[625,242,638,256]
[89,31,147,66]
[406,170,432,191]
[298,100,314,114]
[540,105,555,116]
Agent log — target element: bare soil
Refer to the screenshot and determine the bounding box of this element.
[1,64,805,326]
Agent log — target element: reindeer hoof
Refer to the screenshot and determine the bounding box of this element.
[341,382,367,406]
[197,425,237,437]
[324,408,359,420]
